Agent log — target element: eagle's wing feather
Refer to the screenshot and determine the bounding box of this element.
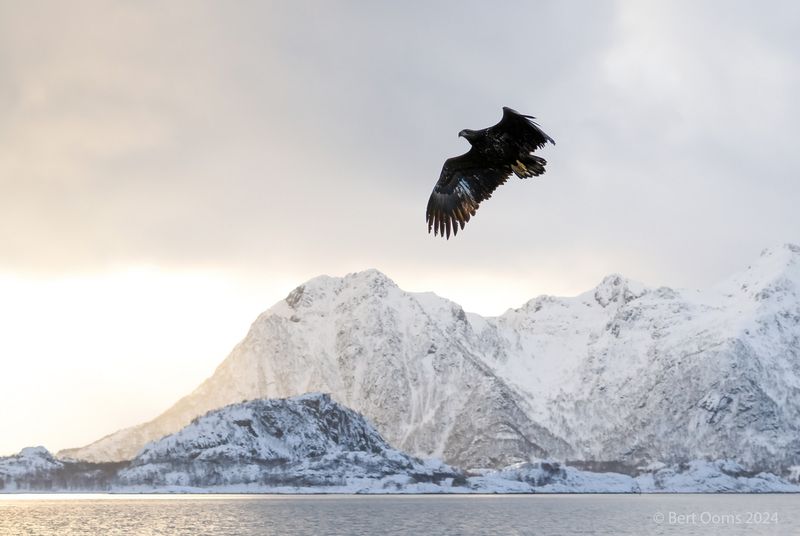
[426,151,511,239]
[491,106,555,153]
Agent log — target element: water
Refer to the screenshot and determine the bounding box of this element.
[0,494,797,535]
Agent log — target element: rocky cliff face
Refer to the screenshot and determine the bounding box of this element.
[60,245,800,473]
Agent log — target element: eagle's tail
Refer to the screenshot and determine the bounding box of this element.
[511,155,547,179]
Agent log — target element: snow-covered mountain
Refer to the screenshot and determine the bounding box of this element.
[0,446,123,492]
[117,393,459,490]
[2,394,464,493]
[0,447,62,486]
[476,244,800,471]
[6,395,798,493]
[61,269,569,468]
[60,244,800,473]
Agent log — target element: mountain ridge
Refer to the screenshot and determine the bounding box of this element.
[59,244,800,472]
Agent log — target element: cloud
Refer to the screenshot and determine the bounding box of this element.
[0,0,798,293]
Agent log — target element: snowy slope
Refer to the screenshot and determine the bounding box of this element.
[514,244,800,469]
[0,447,62,480]
[62,269,568,468]
[117,393,459,489]
[61,245,800,473]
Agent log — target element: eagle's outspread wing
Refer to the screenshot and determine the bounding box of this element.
[426,107,554,239]
[426,151,511,239]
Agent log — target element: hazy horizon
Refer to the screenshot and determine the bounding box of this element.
[2,0,799,455]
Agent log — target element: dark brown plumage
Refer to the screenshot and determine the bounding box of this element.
[426,107,555,239]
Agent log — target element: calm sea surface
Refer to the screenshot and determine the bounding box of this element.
[1,494,798,535]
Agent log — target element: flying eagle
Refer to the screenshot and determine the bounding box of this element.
[426,107,555,239]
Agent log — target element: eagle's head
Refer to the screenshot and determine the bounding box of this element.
[458,129,479,143]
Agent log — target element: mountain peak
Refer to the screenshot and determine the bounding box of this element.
[754,243,800,273]
[348,267,393,280]
[760,243,800,258]
[18,446,53,459]
[283,269,398,310]
[591,274,647,308]
[342,268,398,288]
[130,393,392,468]
[721,243,800,300]
[0,446,62,476]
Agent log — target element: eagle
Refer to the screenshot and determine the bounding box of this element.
[426,107,555,239]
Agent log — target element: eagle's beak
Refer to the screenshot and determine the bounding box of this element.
[458,130,467,138]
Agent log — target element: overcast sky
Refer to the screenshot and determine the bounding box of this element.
[1,1,799,455]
